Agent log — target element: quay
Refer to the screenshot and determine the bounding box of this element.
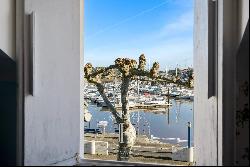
[113,103,172,110]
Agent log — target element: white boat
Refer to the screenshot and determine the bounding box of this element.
[170,90,181,97]
[144,97,169,105]
[114,100,136,108]
[128,100,136,107]
[179,90,194,100]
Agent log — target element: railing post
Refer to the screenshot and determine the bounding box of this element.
[188,122,191,148]
[187,121,194,162]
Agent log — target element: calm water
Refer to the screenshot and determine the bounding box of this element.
[84,100,194,146]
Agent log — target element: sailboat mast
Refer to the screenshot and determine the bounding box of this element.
[176,64,178,77]
[137,76,140,136]
[165,66,168,77]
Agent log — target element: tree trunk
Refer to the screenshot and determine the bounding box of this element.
[117,76,136,161]
[117,121,136,161]
[121,77,130,119]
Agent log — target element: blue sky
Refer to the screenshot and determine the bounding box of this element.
[84,0,193,70]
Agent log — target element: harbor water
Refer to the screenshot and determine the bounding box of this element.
[84,99,194,147]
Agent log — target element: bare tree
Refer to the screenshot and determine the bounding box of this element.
[84,54,193,161]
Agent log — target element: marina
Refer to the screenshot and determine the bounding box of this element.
[83,75,194,164]
[84,99,194,147]
[84,78,194,146]
[114,104,172,110]
[84,98,194,164]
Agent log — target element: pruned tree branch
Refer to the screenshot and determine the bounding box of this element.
[131,69,193,88]
[84,64,122,123]
[89,65,118,78]
[96,83,122,123]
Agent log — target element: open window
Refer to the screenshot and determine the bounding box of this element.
[83,0,194,165]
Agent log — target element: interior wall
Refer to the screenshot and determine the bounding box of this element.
[80,0,85,160]
[194,0,218,165]
[23,0,81,165]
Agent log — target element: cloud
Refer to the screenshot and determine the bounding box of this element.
[85,37,193,70]
[84,8,194,69]
[159,10,194,38]
[141,37,193,69]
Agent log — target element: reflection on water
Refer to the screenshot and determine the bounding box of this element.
[84,100,194,147]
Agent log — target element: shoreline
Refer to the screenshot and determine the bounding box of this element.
[84,133,193,166]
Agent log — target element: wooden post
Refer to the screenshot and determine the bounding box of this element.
[188,122,191,148]
[168,88,170,105]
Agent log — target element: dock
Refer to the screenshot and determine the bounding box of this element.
[110,103,172,110]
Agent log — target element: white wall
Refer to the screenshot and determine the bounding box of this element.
[194,0,249,165]
[23,0,82,165]
[0,0,16,59]
[194,1,218,165]
[80,0,85,160]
